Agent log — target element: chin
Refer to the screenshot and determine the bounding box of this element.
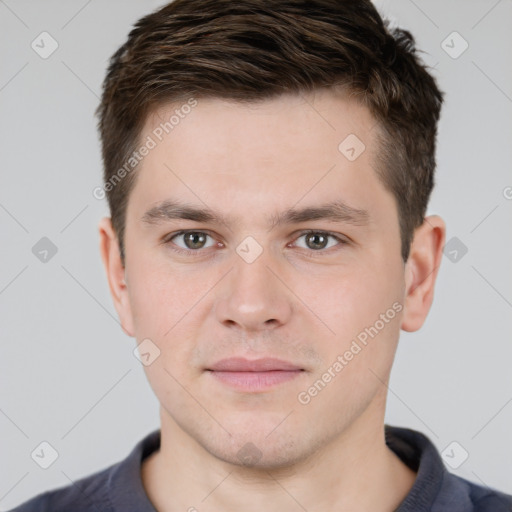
[198,425,316,470]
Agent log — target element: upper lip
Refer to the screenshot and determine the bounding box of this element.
[208,357,303,372]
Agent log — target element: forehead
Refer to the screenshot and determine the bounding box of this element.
[143,90,376,159]
[128,90,396,232]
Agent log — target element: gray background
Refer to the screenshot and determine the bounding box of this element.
[1,0,511,509]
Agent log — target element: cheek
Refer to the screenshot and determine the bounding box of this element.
[295,258,404,380]
[127,255,203,339]
[128,260,206,386]
[294,268,402,422]
[297,263,400,335]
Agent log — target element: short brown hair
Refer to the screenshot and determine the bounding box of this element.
[95,0,443,265]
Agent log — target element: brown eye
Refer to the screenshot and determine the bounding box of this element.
[168,231,216,251]
[304,232,329,250]
[183,232,208,249]
[294,231,345,252]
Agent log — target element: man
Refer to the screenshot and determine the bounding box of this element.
[10,0,512,511]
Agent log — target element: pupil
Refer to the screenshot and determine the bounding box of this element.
[307,233,327,250]
[186,232,205,249]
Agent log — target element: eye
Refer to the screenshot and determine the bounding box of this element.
[292,230,346,252]
[167,231,217,252]
[164,229,347,256]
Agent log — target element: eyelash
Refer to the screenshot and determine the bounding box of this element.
[163,230,348,257]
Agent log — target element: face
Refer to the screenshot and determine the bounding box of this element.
[109,90,411,468]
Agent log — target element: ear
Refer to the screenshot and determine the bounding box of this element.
[98,217,135,337]
[401,215,446,332]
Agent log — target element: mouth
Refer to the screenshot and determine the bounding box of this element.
[206,357,305,392]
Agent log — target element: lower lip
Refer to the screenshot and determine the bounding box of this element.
[208,370,303,392]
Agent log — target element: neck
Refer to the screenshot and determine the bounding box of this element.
[141,402,416,512]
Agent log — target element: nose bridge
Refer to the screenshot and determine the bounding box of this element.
[215,241,292,330]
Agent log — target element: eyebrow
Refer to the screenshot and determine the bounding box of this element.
[141,199,370,230]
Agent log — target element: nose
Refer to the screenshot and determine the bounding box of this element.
[214,247,293,332]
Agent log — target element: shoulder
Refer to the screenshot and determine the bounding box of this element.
[433,462,512,511]
[464,476,512,512]
[385,425,512,512]
[8,430,160,512]
[7,465,113,512]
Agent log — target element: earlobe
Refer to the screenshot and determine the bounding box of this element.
[400,215,446,332]
[98,217,135,337]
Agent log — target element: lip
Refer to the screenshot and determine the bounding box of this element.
[207,357,304,392]
[208,357,303,372]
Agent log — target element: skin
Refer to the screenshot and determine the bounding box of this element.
[99,89,445,511]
